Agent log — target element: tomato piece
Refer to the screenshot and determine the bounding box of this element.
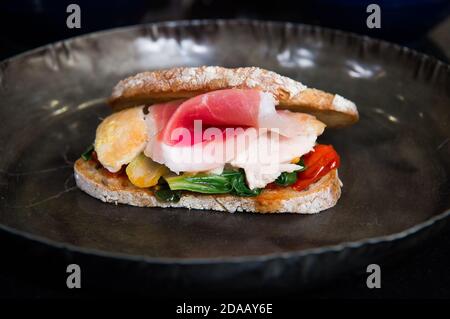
[265,182,279,190]
[90,151,99,163]
[292,144,340,192]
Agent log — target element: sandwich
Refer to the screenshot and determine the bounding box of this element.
[74,66,358,214]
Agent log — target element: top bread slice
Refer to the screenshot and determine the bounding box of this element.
[108,66,359,128]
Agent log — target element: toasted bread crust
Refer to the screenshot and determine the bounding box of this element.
[108,66,358,128]
[74,158,342,214]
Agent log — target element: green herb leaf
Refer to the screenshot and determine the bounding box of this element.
[164,169,261,197]
[165,173,232,194]
[275,171,298,186]
[81,144,94,161]
[274,158,307,186]
[227,169,262,196]
[155,189,181,203]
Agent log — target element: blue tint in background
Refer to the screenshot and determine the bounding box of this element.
[295,0,450,41]
[0,0,449,54]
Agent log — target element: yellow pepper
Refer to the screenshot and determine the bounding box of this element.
[126,153,169,188]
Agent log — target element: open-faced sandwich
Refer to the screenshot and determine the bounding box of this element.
[74,66,358,214]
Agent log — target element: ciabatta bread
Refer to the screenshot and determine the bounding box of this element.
[109,66,358,128]
[74,159,341,214]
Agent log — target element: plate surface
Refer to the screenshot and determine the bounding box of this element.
[0,20,449,294]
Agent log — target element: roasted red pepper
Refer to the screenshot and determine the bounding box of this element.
[292,144,340,192]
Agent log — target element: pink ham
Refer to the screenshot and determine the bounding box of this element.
[144,89,324,178]
[160,89,303,147]
[144,100,182,166]
[147,100,183,135]
[162,89,260,146]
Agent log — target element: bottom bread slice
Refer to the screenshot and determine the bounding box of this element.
[74,158,342,214]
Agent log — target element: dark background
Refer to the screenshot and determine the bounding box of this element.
[0,0,449,299]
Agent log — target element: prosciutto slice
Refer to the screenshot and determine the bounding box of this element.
[161,89,304,145]
[143,89,325,187]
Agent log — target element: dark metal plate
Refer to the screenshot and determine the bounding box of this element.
[0,20,449,294]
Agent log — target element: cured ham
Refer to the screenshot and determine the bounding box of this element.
[95,88,326,188]
[159,89,304,146]
[143,89,325,187]
[145,99,183,167]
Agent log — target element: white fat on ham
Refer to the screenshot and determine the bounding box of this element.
[222,112,324,189]
[145,108,325,188]
[150,126,259,174]
[230,130,319,189]
[257,93,304,138]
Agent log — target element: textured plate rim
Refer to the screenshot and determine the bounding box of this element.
[0,19,449,265]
